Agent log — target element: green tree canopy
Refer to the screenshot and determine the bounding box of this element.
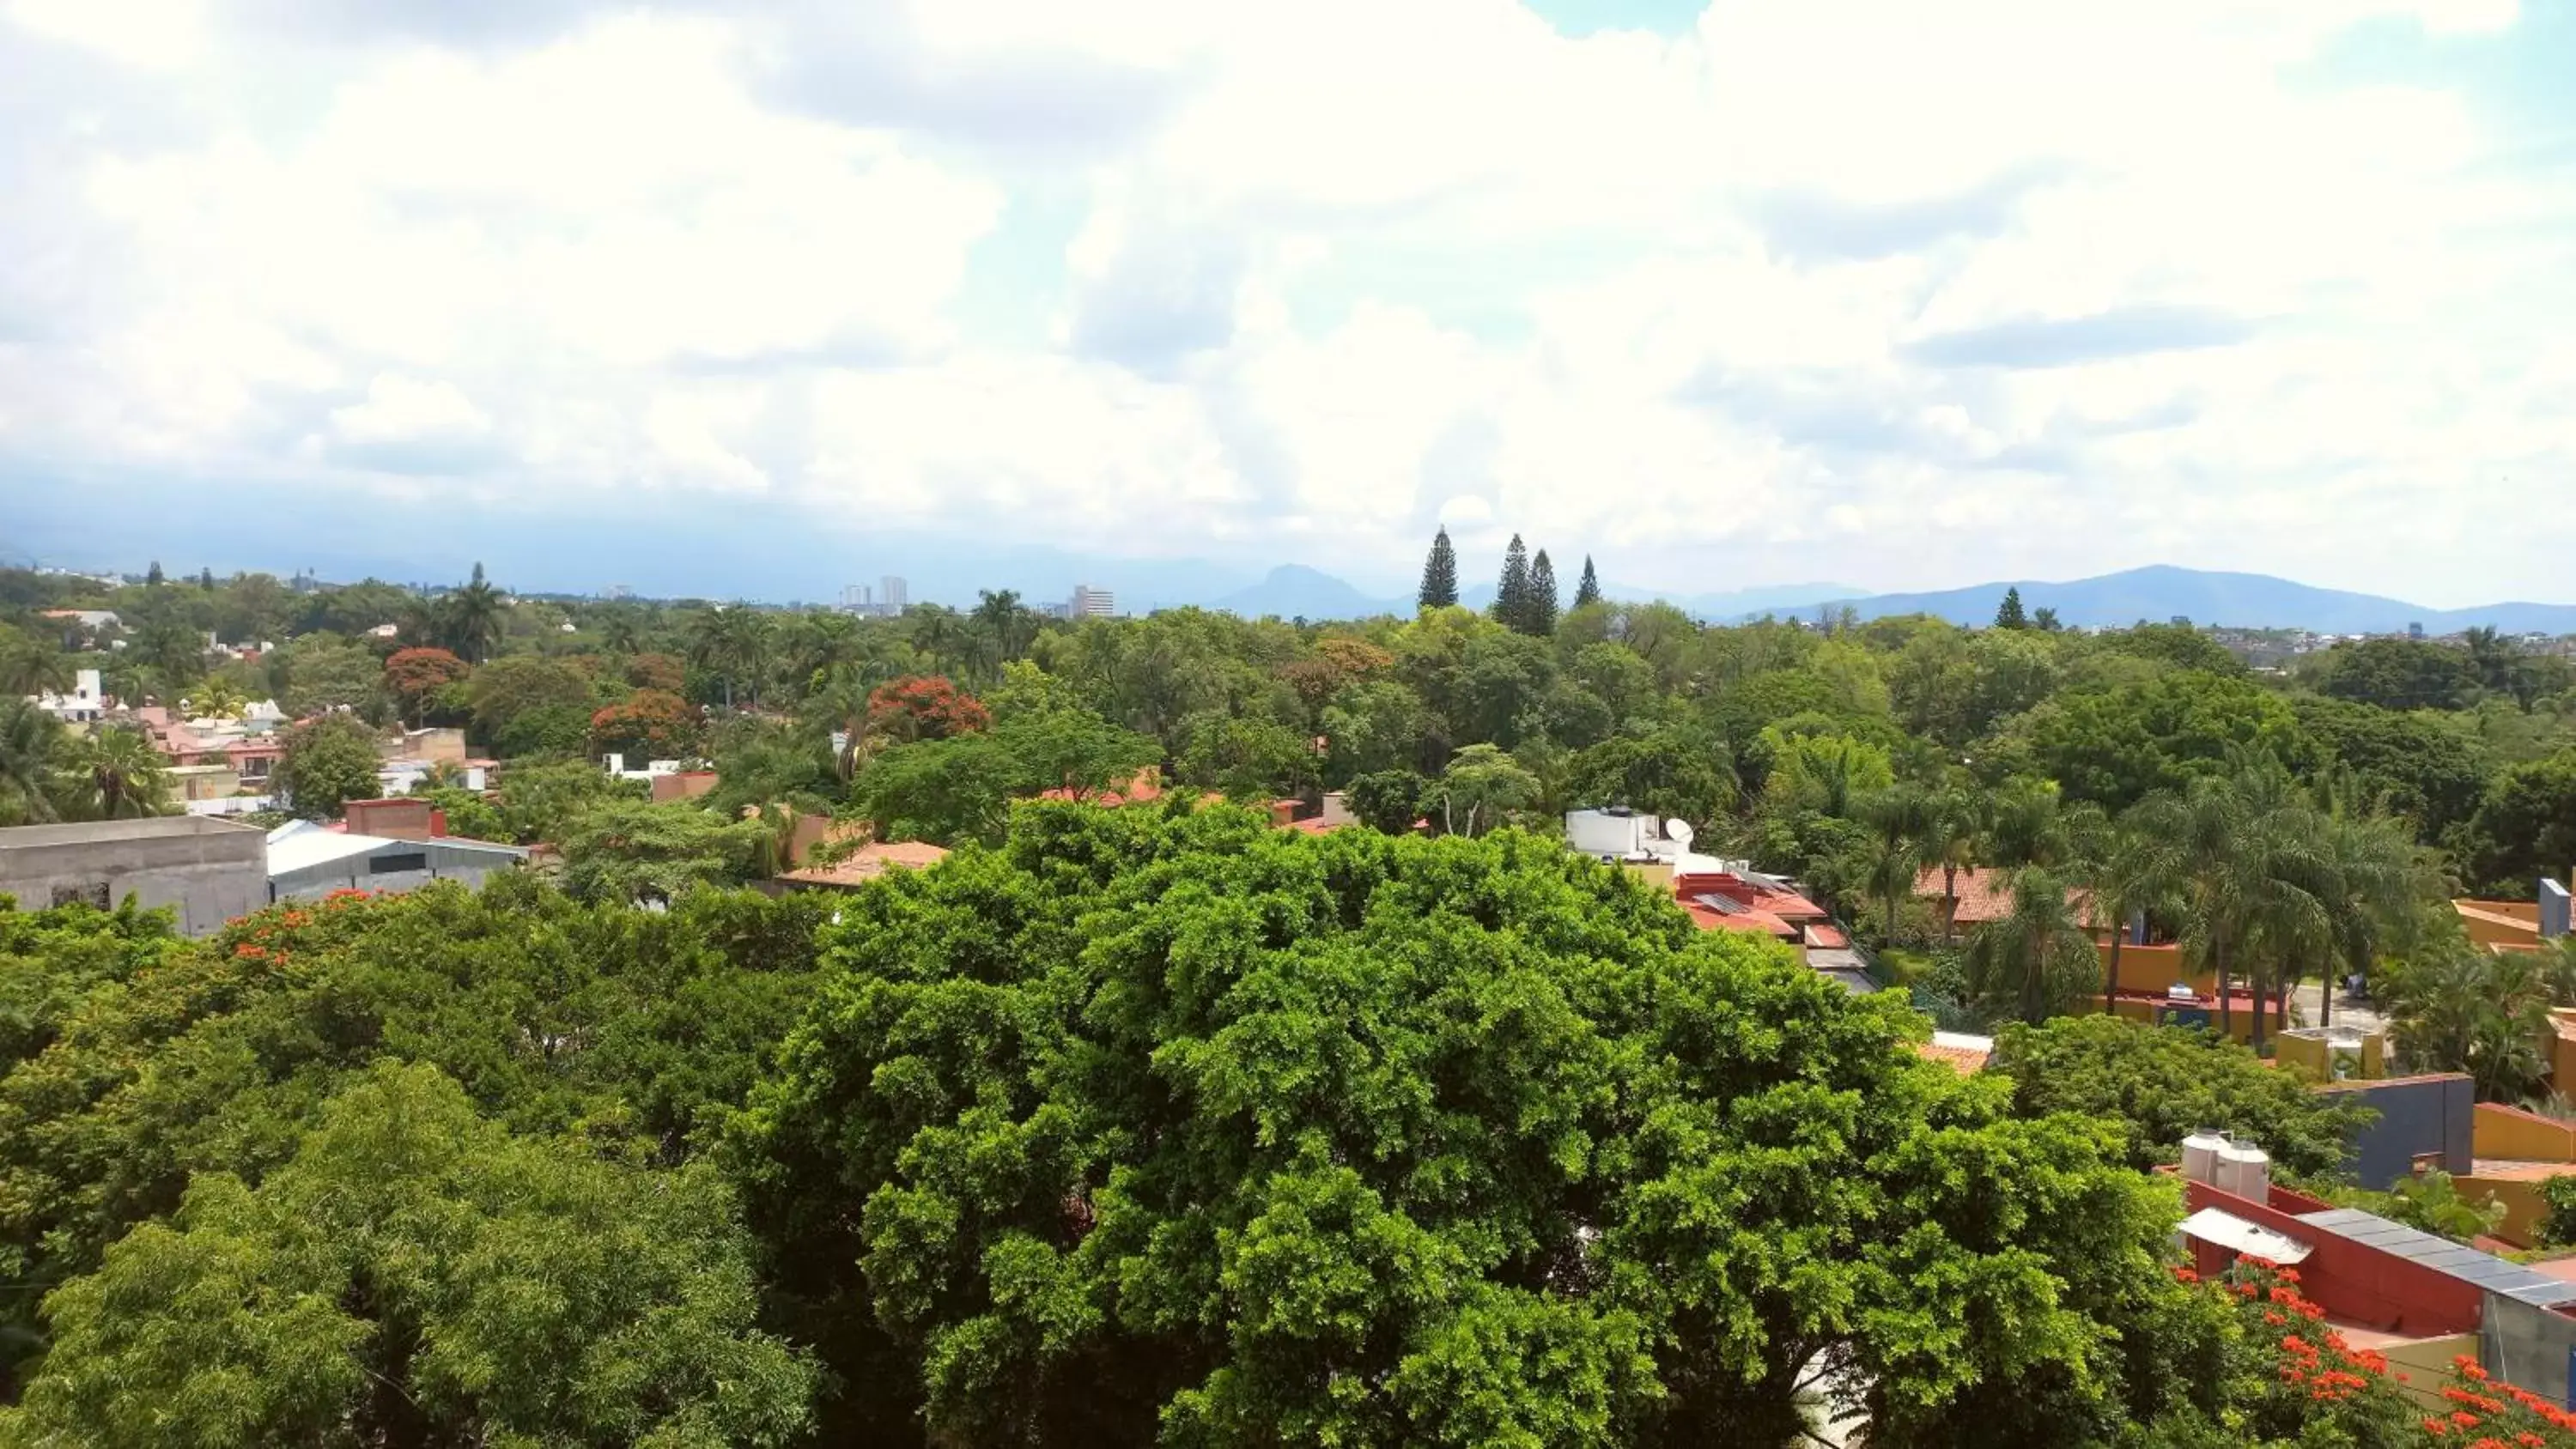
[1989,1014,2367,1179]
[739,806,2207,1446]
[7,1062,814,1446]
[558,800,776,904]
[2008,670,2312,813]
[270,715,384,820]
[2317,637,2480,712]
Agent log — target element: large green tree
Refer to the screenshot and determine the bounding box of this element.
[6,1063,814,1446]
[270,715,384,820]
[1990,1015,2367,1179]
[738,806,2215,1447]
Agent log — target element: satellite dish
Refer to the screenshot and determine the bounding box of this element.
[1665,818,1695,848]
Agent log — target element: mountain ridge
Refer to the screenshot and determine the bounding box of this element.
[1209,562,2576,633]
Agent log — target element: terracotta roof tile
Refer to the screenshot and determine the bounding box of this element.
[778,840,951,888]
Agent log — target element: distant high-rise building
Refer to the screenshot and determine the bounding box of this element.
[1070,585,1116,620]
[2408,621,2425,640]
[880,576,908,610]
[841,584,873,611]
[605,583,634,600]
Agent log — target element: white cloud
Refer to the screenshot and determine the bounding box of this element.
[330,374,489,446]
[1,0,2570,603]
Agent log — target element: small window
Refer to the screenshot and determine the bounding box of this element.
[50,882,110,910]
[369,852,428,876]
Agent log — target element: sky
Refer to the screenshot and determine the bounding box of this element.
[1,0,2570,606]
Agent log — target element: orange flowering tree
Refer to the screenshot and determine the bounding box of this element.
[2190,1258,2576,1446]
[382,646,471,725]
[588,688,700,761]
[862,675,989,745]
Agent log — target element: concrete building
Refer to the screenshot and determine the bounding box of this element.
[265,818,527,901]
[880,575,908,609]
[0,815,267,936]
[1069,584,1116,619]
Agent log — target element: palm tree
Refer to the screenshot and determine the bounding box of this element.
[689,607,772,711]
[443,563,507,664]
[1859,782,1934,947]
[2381,931,2549,1100]
[2090,810,2189,1016]
[1926,788,1984,943]
[972,591,1035,679]
[183,679,248,722]
[0,636,73,699]
[68,726,167,820]
[2310,808,2426,1028]
[0,699,65,823]
[598,610,642,655]
[908,607,969,679]
[1964,867,2101,1024]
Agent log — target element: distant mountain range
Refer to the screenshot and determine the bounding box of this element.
[1207,563,2576,634]
[1209,565,1861,621]
[1792,566,2576,634]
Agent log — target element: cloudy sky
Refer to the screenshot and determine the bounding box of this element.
[2,0,2570,604]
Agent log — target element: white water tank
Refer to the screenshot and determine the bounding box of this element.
[2216,1143,2270,1201]
[2182,1130,2229,1185]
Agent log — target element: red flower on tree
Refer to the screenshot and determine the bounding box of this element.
[589,689,700,761]
[865,676,990,744]
[383,647,471,722]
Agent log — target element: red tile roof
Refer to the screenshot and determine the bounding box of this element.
[1914,865,2098,927]
[1036,767,1170,808]
[777,840,951,888]
[1915,1040,1991,1076]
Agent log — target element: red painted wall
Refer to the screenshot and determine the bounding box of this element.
[2182,1177,2483,1336]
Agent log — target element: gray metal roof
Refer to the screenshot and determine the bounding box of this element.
[2296,1207,2576,1307]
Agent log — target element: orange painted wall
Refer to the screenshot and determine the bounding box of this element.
[2450,1173,2553,1248]
[2111,996,2258,1043]
[2098,941,2216,997]
[2474,1103,2576,1163]
[2457,900,2543,953]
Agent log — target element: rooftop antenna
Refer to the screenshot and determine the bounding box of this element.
[1665,819,1694,850]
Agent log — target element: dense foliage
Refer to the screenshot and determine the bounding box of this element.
[738,805,2211,1446]
[1990,1015,2368,1179]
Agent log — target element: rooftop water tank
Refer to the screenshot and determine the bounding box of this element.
[2215,1143,2269,1202]
[2182,1130,2229,1185]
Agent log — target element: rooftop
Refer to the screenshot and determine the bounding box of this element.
[775,840,951,888]
[0,815,264,850]
[1915,864,2098,927]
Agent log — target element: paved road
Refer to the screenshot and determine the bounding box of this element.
[2286,979,2389,1039]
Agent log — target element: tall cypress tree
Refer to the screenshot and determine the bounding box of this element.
[1418,529,1460,610]
[1995,585,2029,630]
[1573,555,1601,609]
[1528,549,1559,637]
[1494,535,1530,631]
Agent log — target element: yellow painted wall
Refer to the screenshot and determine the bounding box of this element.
[2111,996,2257,1043]
[2474,1103,2576,1163]
[2275,1031,2388,1082]
[2458,900,2543,953]
[2450,1173,2553,1248]
[2098,942,2216,997]
[2384,1332,2482,1410]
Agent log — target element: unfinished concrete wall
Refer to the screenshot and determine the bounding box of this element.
[0,817,267,937]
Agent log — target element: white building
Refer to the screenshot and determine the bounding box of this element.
[264,819,527,902]
[30,668,106,723]
[1070,584,1116,619]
